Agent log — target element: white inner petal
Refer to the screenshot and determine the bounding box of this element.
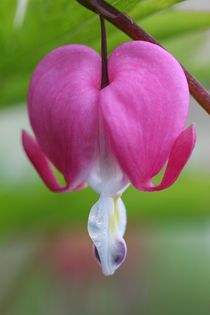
[88,114,129,196]
[88,153,129,196]
[88,194,127,276]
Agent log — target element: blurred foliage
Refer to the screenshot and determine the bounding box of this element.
[0,173,209,235]
[140,10,210,40]
[111,0,184,15]
[0,2,210,313]
[4,223,210,315]
[1,220,210,315]
[1,0,210,106]
[0,0,210,232]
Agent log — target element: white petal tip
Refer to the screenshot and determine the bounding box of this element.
[88,195,127,276]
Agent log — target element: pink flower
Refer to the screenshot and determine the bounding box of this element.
[22,41,196,275]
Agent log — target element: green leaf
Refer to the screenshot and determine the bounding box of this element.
[108,0,184,14]
[0,0,187,107]
[162,31,210,87]
[129,0,185,19]
[140,10,210,40]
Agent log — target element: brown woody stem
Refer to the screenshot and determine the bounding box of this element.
[77,0,210,115]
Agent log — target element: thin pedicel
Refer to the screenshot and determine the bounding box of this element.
[100,15,109,89]
[77,0,210,115]
[22,7,196,275]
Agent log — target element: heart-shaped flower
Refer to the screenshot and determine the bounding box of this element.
[22,41,196,275]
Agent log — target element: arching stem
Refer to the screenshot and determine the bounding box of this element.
[100,14,109,89]
[77,0,210,115]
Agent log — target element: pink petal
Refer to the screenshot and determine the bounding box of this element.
[22,131,85,192]
[28,45,101,189]
[136,125,196,191]
[100,41,190,187]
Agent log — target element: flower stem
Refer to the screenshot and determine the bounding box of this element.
[76,0,210,115]
[100,14,109,89]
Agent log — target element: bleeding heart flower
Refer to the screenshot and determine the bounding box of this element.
[22,41,196,276]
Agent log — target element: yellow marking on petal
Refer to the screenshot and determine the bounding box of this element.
[110,213,115,235]
[114,196,120,226]
[109,196,121,235]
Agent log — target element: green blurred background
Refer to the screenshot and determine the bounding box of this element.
[0,0,210,314]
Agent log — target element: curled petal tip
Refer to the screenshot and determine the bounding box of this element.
[101,41,190,192]
[27,45,100,195]
[22,130,72,192]
[137,125,196,192]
